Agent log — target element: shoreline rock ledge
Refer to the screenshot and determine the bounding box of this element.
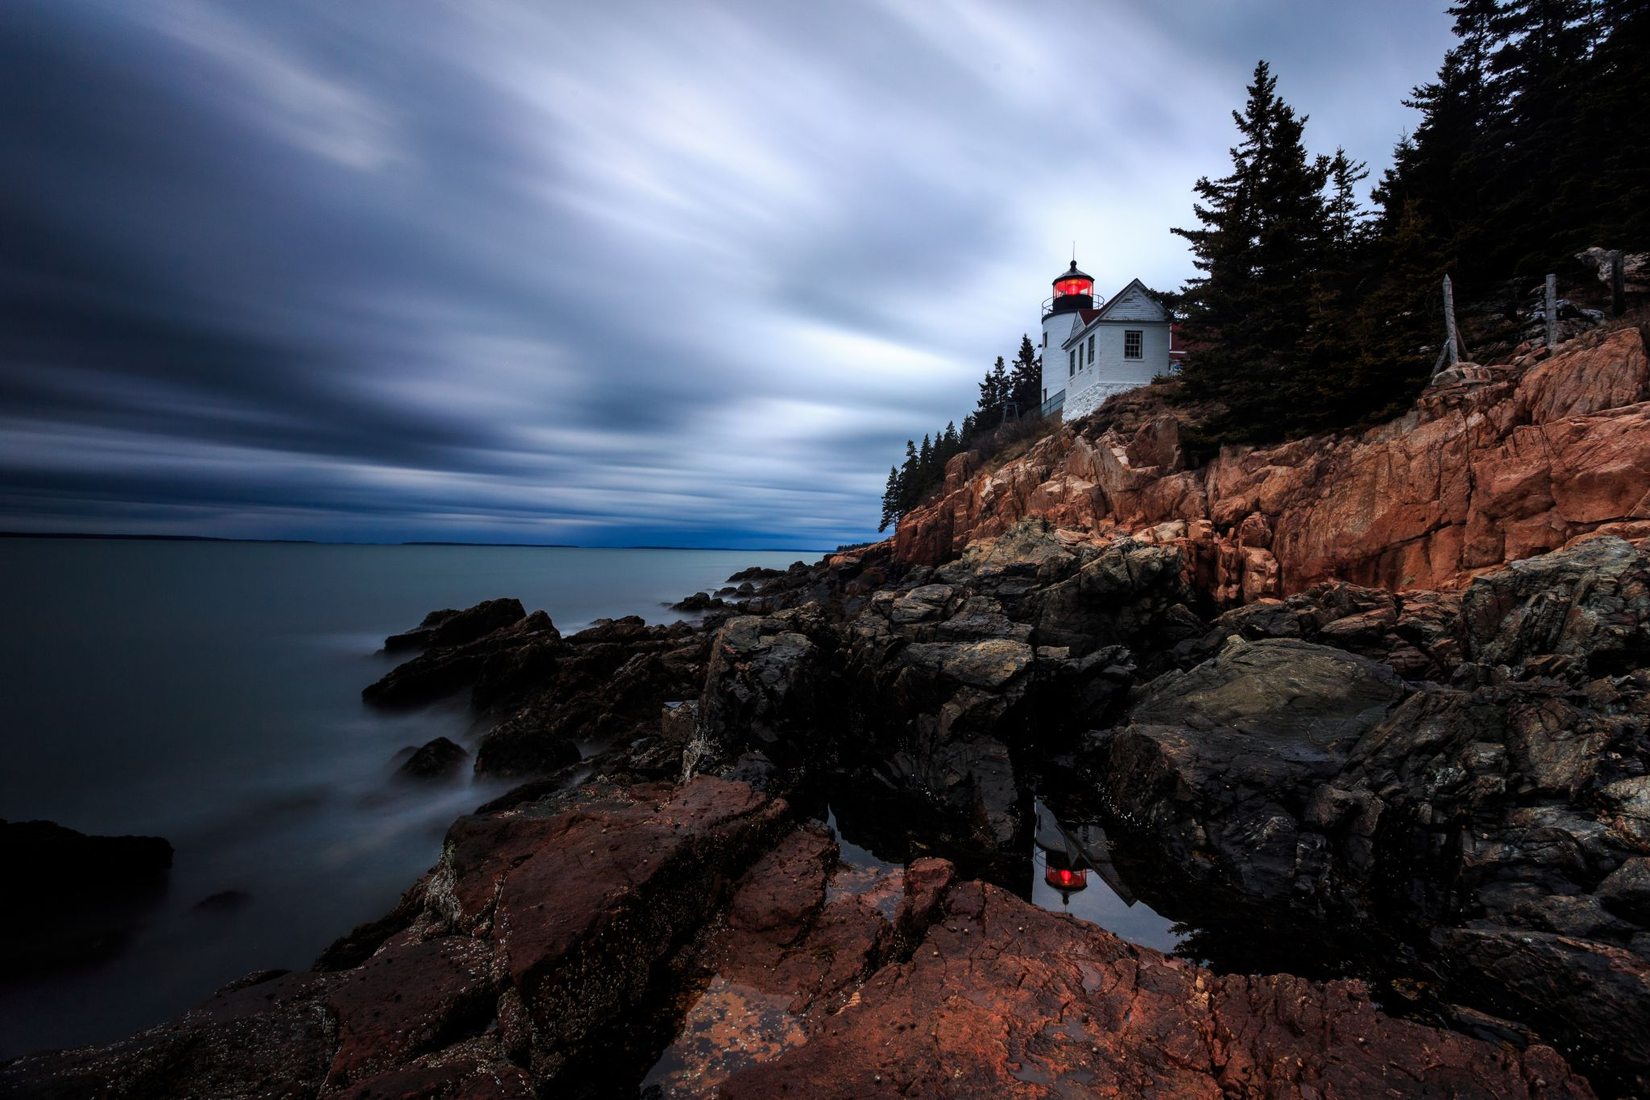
[0,777,1596,1099]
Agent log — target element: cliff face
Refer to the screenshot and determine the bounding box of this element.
[895,323,1650,603]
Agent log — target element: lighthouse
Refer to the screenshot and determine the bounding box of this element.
[1039,259,1101,414]
[1037,256,1174,421]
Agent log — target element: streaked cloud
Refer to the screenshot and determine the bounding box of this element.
[0,0,1453,547]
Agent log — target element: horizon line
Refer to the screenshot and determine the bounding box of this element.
[0,530,844,554]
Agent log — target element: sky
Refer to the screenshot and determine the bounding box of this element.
[0,1,1455,549]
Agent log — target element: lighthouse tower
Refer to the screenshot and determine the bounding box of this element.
[1039,260,1099,415]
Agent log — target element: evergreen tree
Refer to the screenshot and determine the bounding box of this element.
[1484,0,1600,271]
[878,465,900,532]
[1009,334,1041,414]
[917,433,935,488]
[1171,60,1330,438]
[1344,199,1445,426]
[897,439,919,514]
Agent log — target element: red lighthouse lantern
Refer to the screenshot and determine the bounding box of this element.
[1042,849,1089,894]
[1047,260,1095,317]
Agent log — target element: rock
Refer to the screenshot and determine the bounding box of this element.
[322,936,496,1089]
[1,778,791,1099]
[1093,639,1409,899]
[0,968,342,1099]
[710,880,1592,1099]
[670,591,727,612]
[0,819,174,978]
[726,565,784,583]
[396,736,469,780]
[1439,928,1650,1098]
[364,610,561,708]
[1598,857,1650,924]
[893,325,1650,601]
[471,727,578,778]
[4,777,1600,1099]
[383,598,529,653]
[695,609,831,769]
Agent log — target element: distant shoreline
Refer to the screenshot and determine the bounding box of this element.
[0,531,832,553]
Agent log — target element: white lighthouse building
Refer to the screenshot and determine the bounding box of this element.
[1038,260,1174,422]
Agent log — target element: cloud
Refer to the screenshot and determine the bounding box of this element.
[0,0,1454,547]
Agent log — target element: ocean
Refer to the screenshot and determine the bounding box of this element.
[0,538,811,1059]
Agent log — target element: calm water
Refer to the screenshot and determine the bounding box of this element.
[0,538,810,1059]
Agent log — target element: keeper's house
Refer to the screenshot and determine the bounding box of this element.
[1039,260,1175,422]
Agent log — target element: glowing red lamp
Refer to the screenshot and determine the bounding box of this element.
[1044,864,1088,892]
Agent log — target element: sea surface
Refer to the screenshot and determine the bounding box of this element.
[0,538,811,1060]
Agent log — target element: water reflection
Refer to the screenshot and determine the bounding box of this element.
[1029,798,1186,955]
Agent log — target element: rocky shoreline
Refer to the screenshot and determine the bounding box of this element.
[6,324,1650,1097]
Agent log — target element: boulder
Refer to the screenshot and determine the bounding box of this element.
[395,736,469,780]
[0,819,174,978]
[1092,638,1410,899]
[383,598,529,653]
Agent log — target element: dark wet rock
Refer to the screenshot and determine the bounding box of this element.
[367,603,707,780]
[670,591,728,613]
[396,736,469,780]
[692,608,832,772]
[1196,582,1467,681]
[1087,537,1650,1094]
[1091,638,1411,898]
[471,726,578,778]
[0,819,174,978]
[383,597,528,653]
[1598,856,1650,923]
[472,628,705,778]
[364,610,561,708]
[1439,928,1650,1098]
[0,968,341,1099]
[726,565,784,583]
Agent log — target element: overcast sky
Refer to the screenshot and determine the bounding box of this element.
[0,0,1454,548]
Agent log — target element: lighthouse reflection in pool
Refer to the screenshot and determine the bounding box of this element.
[1030,798,1186,954]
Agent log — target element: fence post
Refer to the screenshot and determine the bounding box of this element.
[1544,273,1557,351]
[1443,275,1462,366]
[1611,250,1626,318]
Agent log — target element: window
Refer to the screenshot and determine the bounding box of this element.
[1068,349,1076,375]
[1042,332,1047,348]
[1042,387,1047,404]
[1124,330,1143,359]
[1086,334,1095,364]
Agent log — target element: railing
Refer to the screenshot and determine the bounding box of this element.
[1040,389,1066,418]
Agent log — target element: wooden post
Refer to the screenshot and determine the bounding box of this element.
[1611,250,1625,317]
[1544,273,1557,351]
[1443,275,1461,366]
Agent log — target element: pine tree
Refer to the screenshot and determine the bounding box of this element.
[1476,0,1599,272]
[917,433,934,489]
[1171,60,1330,438]
[897,439,920,513]
[878,465,901,532]
[1009,335,1041,414]
[1348,198,1446,423]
